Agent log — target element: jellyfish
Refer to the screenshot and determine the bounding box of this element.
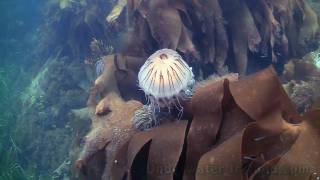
[138,48,195,117]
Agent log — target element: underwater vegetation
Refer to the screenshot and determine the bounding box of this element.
[0,142,34,180]
[39,0,117,60]
[0,0,319,179]
[75,0,320,179]
[14,56,92,179]
[78,66,320,180]
[0,66,36,180]
[115,0,320,76]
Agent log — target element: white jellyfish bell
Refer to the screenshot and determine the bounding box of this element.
[133,49,195,131]
[138,48,195,114]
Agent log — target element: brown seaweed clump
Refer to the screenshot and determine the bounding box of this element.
[77,66,320,180]
[121,0,320,75]
[282,50,320,112]
[76,92,142,179]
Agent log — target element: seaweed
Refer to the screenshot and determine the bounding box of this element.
[0,140,34,180]
[79,67,320,180]
[0,66,36,180]
[38,0,116,60]
[120,0,320,75]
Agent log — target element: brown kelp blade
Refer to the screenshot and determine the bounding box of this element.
[111,121,188,180]
[268,109,320,180]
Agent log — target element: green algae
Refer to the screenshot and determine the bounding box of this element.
[0,65,36,180]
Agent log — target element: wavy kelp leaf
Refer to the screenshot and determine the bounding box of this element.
[147,121,188,180]
[229,66,300,125]
[111,121,188,180]
[248,156,282,180]
[183,79,225,180]
[196,121,300,180]
[184,75,239,180]
[196,132,243,180]
[111,128,156,180]
[111,132,152,180]
[241,122,300,179]
[268,109,320,180]
[216,89,253,144]
[195,66,301,179]
[81,67,319,180]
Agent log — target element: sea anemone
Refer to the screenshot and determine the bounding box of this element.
[138,49,195,113]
